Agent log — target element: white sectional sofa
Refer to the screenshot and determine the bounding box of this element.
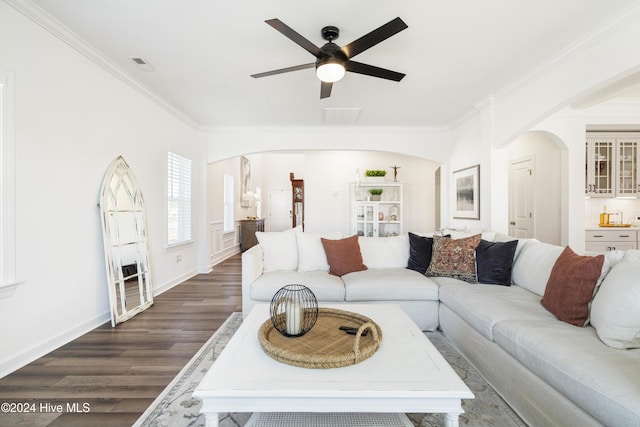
[241,229,640,427]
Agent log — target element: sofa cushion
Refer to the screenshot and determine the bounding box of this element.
[321,235,367,276]
[296,232,342,272]
[493,319,640,426]
[437,280,556,340]
[343,268,439,301]
[475,239,518,286]
[591,250,640,349]
[358,235,409,268]
[541,246,605,327]
[511,239,563,296]
[426,234,481,283]
[251,271,345,302]
[256,229,298,272]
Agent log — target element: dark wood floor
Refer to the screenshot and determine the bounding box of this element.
[0,253,242,427]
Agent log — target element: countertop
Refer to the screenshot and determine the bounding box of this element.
[585,225,640,231]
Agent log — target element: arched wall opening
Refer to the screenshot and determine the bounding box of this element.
[206,149,442,263]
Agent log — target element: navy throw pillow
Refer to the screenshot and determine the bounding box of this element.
[475,239,518,286]
[407,232,434,274]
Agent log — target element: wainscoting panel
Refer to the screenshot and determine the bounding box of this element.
[210,220,240,267]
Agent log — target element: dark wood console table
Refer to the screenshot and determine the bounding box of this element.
[240,218,265,251]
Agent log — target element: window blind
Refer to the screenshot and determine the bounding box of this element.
[167,152,192,245]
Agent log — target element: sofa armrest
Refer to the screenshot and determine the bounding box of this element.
[241,245,264,318]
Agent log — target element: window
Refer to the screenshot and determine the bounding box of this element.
[167,152,192,245]
[223,173,235,233]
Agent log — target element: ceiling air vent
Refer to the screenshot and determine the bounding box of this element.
[322,107,362,124]
[130,57,155,72]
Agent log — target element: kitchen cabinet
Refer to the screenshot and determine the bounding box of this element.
[585,135,640,198]
[585,229,637,252]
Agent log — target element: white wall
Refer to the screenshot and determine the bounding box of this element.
[445,8,640,247]
[0,3,206,378]
[445,113,485,232]
[207,158,240,265]
[300,151,439,234]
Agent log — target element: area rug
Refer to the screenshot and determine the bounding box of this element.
[134,312,526,427]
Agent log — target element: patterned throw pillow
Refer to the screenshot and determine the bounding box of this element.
[426,234,482,283]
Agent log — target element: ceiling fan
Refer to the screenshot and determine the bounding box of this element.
[251,17,408,99]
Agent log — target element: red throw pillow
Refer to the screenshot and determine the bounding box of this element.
[321,235,368,277]
[541,246,604,327]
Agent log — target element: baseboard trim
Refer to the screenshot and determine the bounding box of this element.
[0,262,236,379]
[0,311,110,380]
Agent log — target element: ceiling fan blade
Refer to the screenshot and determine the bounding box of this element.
[251,63,315,78]
[320,81,333,99]
[341,17,408,59]
[265,19,322,58]
[345,60,405,81]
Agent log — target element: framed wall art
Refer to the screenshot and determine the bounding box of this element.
[453,164,480,220]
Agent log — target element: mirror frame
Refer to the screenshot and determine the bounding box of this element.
[99,156,153,326]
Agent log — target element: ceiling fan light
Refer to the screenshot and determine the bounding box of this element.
[316,62,346,83]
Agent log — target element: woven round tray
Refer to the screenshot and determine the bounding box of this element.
[258,307,382,369]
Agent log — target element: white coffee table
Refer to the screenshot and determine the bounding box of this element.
[194,304,473,427]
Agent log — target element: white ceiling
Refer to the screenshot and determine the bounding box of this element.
[28,0,640,128]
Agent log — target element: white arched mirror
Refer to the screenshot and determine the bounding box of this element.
[99,156,153,326]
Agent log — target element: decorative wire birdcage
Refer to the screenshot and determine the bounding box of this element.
[270,284,318,337]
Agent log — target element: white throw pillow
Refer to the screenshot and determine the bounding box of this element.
[511,239,563,296]
[358,234,409,268]
[590,251,640,349]
[255,229,298,272]
[296,232,342,272]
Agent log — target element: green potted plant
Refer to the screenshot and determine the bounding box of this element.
[369,188,383,201]
[365,169,387,182]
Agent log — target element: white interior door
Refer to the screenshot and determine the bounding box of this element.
[509,159,534,238]
[269,189,292,231]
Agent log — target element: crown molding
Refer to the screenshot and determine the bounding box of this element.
[449,3,640,132]
[494,2,640,103]
[5,0,202,130]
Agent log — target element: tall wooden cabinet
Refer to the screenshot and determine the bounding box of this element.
[351,182,403,237]
[586,135,640,198]
[290,173,304,230]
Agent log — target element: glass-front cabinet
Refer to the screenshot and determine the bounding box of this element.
[585,138,614,197]
[586,136,639,198]
[351,182,402,237]
[617,140,638,197]
[354,203,377,237]
[290,173,304,230]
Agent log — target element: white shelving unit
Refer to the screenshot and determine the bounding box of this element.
[351,182,403,237]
